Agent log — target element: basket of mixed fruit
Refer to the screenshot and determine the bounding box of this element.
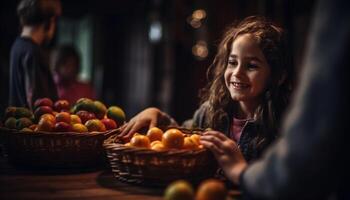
[104,126,217,186]
[0,97,125,169]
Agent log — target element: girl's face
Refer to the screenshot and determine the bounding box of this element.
[224,34,271,105]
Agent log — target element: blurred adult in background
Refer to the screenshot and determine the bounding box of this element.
[9,0,61,109]
[200,0,350,199]
[51,45,95,105]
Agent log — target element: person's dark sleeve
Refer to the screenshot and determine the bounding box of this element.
[22,51,36,109]
[240,0,350,199]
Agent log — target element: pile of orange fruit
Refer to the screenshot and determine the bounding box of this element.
[125,127,203,151]
[1,97,126,133]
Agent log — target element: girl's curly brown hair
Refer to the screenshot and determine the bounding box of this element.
[200,16,294,150]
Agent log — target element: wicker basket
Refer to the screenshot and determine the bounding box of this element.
[0,127,118,169]
[103,127,217,186]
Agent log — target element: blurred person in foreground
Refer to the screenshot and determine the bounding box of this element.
[9,0,61,109]
[51,45,96,105]
[200,0,350,199]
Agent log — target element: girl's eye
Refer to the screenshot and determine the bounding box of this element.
[247,63,258,70]
[228,60,238,67]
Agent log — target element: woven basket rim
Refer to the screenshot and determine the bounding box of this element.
[0,126,120,137]
[103,126,207,154]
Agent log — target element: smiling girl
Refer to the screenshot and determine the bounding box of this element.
[120,16,294,163]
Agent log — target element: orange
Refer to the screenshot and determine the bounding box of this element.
[183,137,199,150]
[147,127,164,142]
[190,134,201,145]
[124,142,131,147]
[164,180,194,200]
[55,112,71,124]
[130,135,151,148]
[195,179,227,200]
[151,143,166,151]
[162,129,184,149]
[37,118,55,132]
[40,113,56,123]
[151,140,162,146]
[72,123,88,133]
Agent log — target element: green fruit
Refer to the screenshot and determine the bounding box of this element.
[5,117,17,129]
[74,99,95,113]
[16,117,33,130]
[164,180,194,200]
[93,101,107,119]
[14,107,33,118]
[4,107,17,118]
[107,106,126,125]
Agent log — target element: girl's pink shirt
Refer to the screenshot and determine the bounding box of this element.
[230,117,249,142]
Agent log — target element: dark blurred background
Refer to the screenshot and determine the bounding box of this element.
[0,0,315,124]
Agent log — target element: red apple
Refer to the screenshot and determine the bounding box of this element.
[101,118,117,130]
[54,100,70,112]
[34,98,53,109]
[34,106,53,122]
[54,122,72,132]
[76,110,96,124]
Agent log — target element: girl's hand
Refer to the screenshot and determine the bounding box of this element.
[118,107,177,140]
[200,131,248,184]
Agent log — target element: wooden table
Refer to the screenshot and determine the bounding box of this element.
[0,147,240,200]
[0,151,163,200]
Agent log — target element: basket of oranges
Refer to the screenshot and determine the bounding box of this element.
[0,98,126,169]
[103,126,217,186]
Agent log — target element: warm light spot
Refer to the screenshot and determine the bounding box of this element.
[192,9,206,20]
[192,41,208,59]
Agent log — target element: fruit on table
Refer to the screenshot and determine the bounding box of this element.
[76,110,96,124]
[70,114,82,124]
[85,119,106,132]
[37,118,55,132]
[146,127,163,142]
[73,98,95,113]
[34,106,53,122]
[55,112,71,124]
[16,117,33,130]
[54,122,72,132]
[53,100,70,112]
[106,106,126,125]
[195,179,227,200]
[4,117,17,129]
[164,180,194,200]
[183,137,199,150]
[4,107,17,119]
[190,134,201,145]
[93,101,107,119]
[162,129,184,149]
[130,134,151,148]
[34,98,53,109]
[71,123,88,133]
[100,118,117,130]
[40,113,56,124]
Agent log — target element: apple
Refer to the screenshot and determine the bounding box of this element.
[54,100,70,112]
[34,98,53,109]
[101,118,117,130]
[34,106,53,122]
[76,110,96,124]
[54,122,72,132]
